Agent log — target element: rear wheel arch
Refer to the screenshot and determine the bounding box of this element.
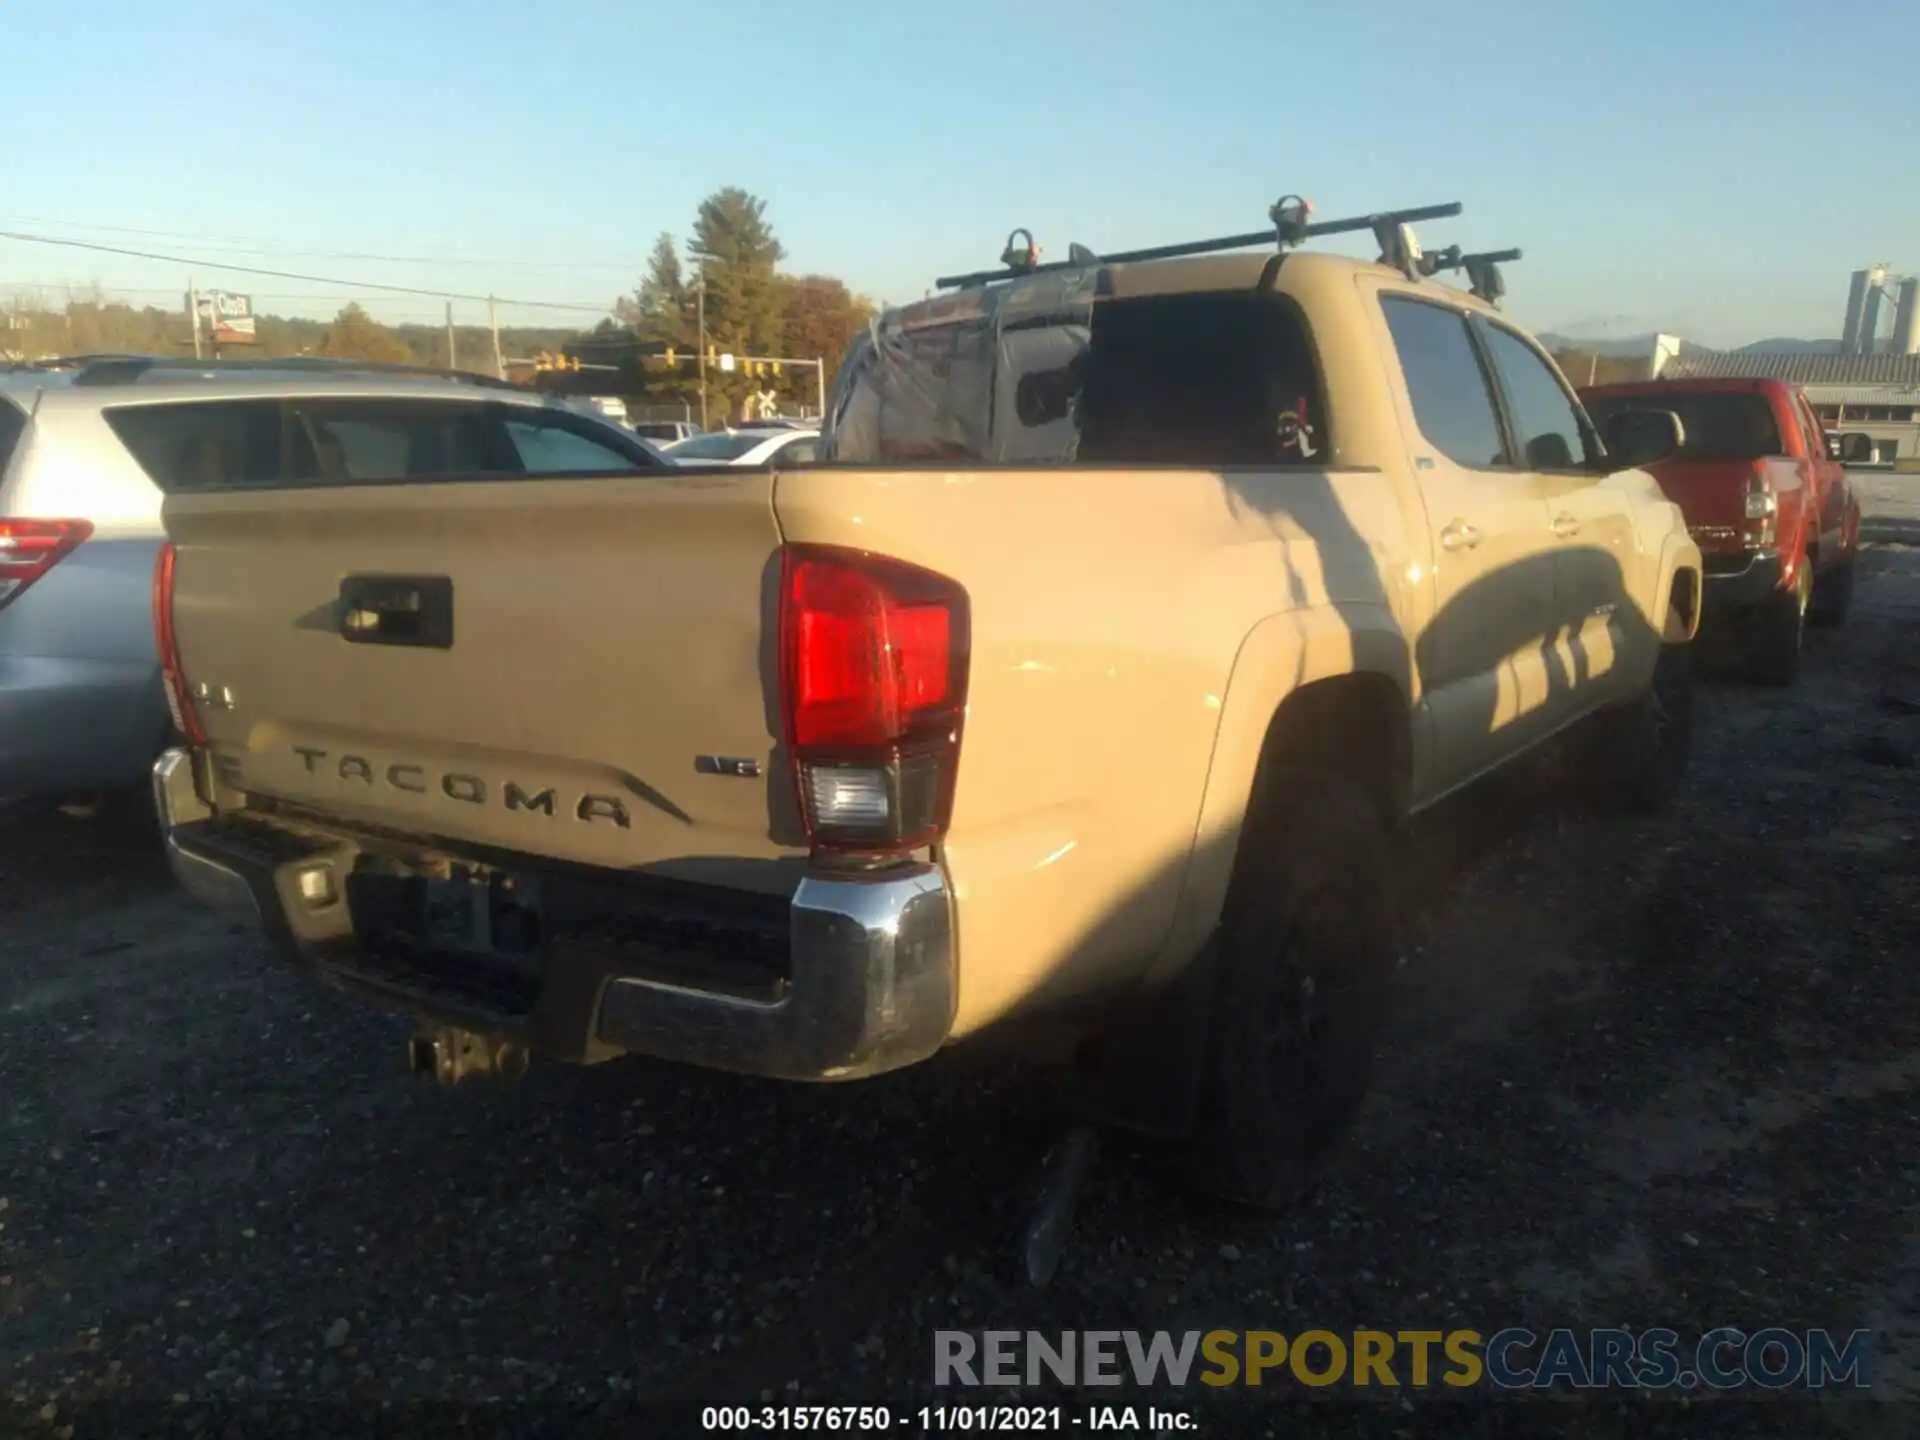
[1663,566,1702,644]
[1153,607,1414,985]
[1243,672,1411,838]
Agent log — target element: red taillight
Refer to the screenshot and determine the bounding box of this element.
[779,545,969,855]
[152,541,206,745]
[0,518,93,613]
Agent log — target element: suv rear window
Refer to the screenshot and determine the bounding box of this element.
[104,397,660,492]
[825,288,1330,467]
[1584,391,1782,463]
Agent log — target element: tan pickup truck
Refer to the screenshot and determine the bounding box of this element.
[150,202,1701,1206]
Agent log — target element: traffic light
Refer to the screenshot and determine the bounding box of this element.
[771,361,782,377]
[664,348,675,366]
[533,352,551,371]
[707,345,716,364]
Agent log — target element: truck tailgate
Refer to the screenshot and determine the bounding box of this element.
[163,473,798,876]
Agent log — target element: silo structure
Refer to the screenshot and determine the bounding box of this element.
[1860,272,1890,355]
[1895,276,1920,356]
[1842,268,1874,354]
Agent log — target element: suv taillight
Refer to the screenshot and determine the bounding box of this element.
[779,545,969,858]
[0,518,93,613]
[152,541,206,745]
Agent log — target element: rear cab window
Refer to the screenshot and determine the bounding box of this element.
[1583,390,1782,463]
[824,274,1332,468]
[102,396,662,491]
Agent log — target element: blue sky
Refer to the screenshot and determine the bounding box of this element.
[3,0,1915,346]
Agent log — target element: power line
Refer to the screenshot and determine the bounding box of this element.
[0,214,640,270]
[0,228,614,315]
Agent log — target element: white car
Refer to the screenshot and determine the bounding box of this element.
[661,426,821,467]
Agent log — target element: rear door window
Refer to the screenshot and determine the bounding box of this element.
[289,399,507,482]
[1379,296,1509,469]
[500,411,658,473]
[105,396,658,491]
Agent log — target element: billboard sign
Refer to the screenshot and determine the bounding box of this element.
[194,290,258,344]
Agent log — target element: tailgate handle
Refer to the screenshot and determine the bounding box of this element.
[338,575,454,649]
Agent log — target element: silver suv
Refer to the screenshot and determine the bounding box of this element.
[0,355,665,812]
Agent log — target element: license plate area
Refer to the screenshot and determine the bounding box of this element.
[350,862,545,967]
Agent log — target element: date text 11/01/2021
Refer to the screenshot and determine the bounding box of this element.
[700,1404,1195,1432]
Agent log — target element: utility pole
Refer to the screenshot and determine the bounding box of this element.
[189,280,202,359]
[695,268,709,430]
[814,357,826,419]
[445,301,457,371]
[488,295,504,380]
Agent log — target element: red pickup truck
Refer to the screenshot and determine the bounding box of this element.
[1581,377,1866,685]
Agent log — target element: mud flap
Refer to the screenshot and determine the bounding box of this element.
[1066,933,1222,1137]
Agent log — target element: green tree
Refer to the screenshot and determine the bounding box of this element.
[689,187,787,419]
[776,274,875,408]
[316,303,413,364]
[621,232,693,346]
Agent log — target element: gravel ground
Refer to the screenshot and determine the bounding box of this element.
[5,527,1919,1438]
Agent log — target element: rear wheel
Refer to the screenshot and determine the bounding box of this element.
[1178,768,1394,1209]
[1809,557,1855,628]
[1748,559,1811,687]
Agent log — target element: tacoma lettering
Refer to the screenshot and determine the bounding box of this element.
[442,773,486,804]
[504,783,557,816]
[285,747,629,826]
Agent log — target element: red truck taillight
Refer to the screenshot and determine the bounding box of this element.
[152,541,206,745]
[1743,466,1779,547]
[0,517,92,614]
[779,545,969,858]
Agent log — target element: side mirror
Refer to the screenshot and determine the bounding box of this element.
[1603,407,1684,470]
[1837,432,1874,465]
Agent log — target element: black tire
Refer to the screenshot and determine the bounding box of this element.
[1809,557,1855,628]
[1748,560,1811,687]
[1179,769,1395,1209]
[1583,642,1695,815]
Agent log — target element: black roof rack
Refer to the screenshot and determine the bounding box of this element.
[62,355,526,390]
[1417,246,1521,306]
[934,198,1465,291]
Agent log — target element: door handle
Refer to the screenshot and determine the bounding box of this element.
[1550,513,1581,538]
[1439,520,1483,552]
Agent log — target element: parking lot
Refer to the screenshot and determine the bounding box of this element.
[5,485,1920,1436]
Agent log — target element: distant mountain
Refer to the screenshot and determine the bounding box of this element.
[1537,332,1681,359]
[1730,337,1843,355]
[1538,332,1847,358]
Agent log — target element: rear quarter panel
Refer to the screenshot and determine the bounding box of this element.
[775,461,1422,1035]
